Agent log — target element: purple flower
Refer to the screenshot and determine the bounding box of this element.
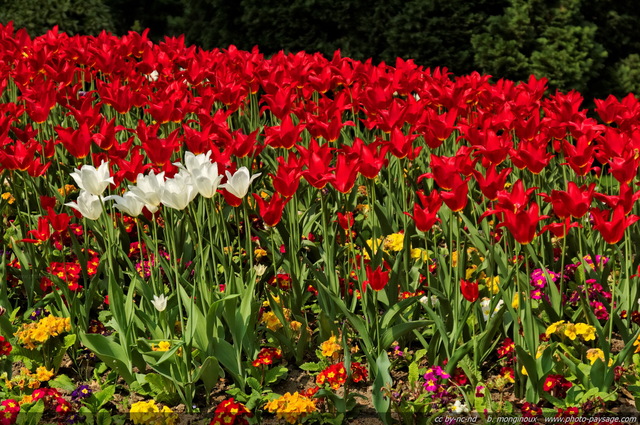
[71,385,92,400]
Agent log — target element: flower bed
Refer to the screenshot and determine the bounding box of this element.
[0,22,640,424]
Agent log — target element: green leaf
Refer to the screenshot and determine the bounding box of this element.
[408,361,419,386]
[48,374,76,392]
[299,362,322,372]
[78,333,134,384]
[192,356,221,394]
[380,320,430,349]
[19,399,44,425]
[97,409,112,425]
[94,385,116,409]
[372,351,392,425]
[265,366,288,385]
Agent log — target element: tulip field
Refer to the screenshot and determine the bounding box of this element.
[3,22,640,424]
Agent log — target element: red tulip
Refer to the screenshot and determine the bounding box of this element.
[252,192,289,227]
[336,212,354,230]
[264,114,305,149]
[55,123,92,159]
[509,137,554,175]
[497,202,548,245]
[362,265,390,292]
[539,182,595,219]
[472,164,511,201]
[593,183,640,215]
[405,190,442,232]
[590,204,639,244]
[561,136,595,176]
[330,153,360,194]
[270,155,303,198]
[460,279,479,302]
[540,217,581,238]
[440,176,470,212]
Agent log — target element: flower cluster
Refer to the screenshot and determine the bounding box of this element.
[423,365,450,393]
[3,367,54,391]
[252,347,283,367]
[31,388,75,423]
[265,392,317,424]
[129,400,177,425]
[545,321,596,341]
[316,363,347,390]
[209,398,252,425]
[71,385,93,400]
[543,374,573,398]
[586,348,613,366]
[14,315,71,349]
[151,341,171,352]
[319,335,342,359]
[0,399,19,425]
[0,336,11,357]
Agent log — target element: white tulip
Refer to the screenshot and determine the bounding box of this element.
[65,190,104,220]
[128,171,166,213]
[175,151,223,198]
[104,191,145,217]
[151,294,167,312]
[220,167,261,199]
[161,170,197,210]
[70,161,114,196]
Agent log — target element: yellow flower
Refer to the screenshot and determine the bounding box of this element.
[160,406,177,425]
[320,335,342,359]
[512,292,520,309]
[634,334,640,353]
[254,248,268,259]
[15,315,71,349]
[575,322,596,341]
[383,233,404,252]
[265,392,317,424]
[451,250,459,267]
[130,401,159,425]
[363,237,383,260]
[152,341,171,352]
[356,203,370,215]
[290,321,302,332]
[34,366,54,381]
[564,323,578,340]
[1,192,14,204]
[19,395,33,405]
[521,365,528,376]
[57,184,77,196]
[129,400,176,425]
[261,311,283,331]
[465,266,477,280]
[486,276,500,294]
[545,320,565,338]
[410,248,429,262]
[586,348,613,366]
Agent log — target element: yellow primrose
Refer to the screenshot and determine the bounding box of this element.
[34,366,54,381]
[486,276,500,294]
[545,320,565,338]
[586,348,613,366]
[320,335,342,359]
[383,233,404,252]
[575,323,596,341]
[1,192,14,204]
[564,323,578,340]
[512,292,520,309]
[410,248,429,262]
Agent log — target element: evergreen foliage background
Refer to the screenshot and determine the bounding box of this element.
[1,0,640,101]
